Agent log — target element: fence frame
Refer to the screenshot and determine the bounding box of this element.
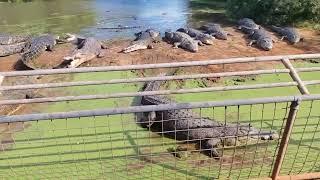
[1,53,320,179]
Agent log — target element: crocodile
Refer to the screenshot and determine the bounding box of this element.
[139,74,278,157]
[241,26,273,51]
[20,34,57,69]
[237,18,260,30]
[0,42,26,57]
[62,35,107,68]
[200,24,230,40]
[164,31,200,52]
[122,29,161,53]
[0,34,31,45]
[177,27,215,45]
[270,26,301,44]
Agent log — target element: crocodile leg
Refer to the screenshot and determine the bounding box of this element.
[101,44,108,49]
[173,42,181,48]
[147,44,154,49]
[248,40,256,46]
[197,40,205,46]
[97,51,105,58]
[201,138,221,158]
[46,44,55,51]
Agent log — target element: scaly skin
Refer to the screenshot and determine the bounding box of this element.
[63,36,106,68]
[21,34,57,69]
[0,42,26,57]
[241,26,273,51]
[122,29,161,53]
[0,34,31,45]
[271,26,301,44]
[238,18,260,30]
[164,31,200,52]
[177,27,215,45]
[200,24,229,40]
[140,74,278,157]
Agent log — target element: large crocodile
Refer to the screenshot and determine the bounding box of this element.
[200,24,230,40]
[140,74,278,157]
[122,29,161,53]
[0,42,26,57]
[62,34,107,68]
[241,26,273,51]
[164,31,200,52]
[20,34,57,69]
[177,27,215,45]
[270,26,301,44]
[237,18,260,30]
[0,34,31,45]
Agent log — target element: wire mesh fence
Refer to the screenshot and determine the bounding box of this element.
[1,54,320,179]
[1,99,320,179]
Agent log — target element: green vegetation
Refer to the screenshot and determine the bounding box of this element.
[1,62,320,179]
[226,0,320,25]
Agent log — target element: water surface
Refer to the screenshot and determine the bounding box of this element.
[0,0,192,39]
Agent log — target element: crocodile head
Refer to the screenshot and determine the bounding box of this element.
[146,29,160,39]
[199,34,215,45]
[222,123,278,146]
[258,38,273,51]
[238,123,279,140]
[285,28,301,44]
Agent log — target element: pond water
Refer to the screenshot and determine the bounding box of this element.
[0,0,205,40]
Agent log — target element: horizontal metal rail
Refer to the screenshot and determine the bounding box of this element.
[1,67,320,91]
[1,80,320,106]
[1,54,320,77]
[1,94,320,123]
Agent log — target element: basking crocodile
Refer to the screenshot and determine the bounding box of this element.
[0,42,26,57]
[20,34,57,69]
[177,27,215,45]
[270,26,301,44]
[62,34,106,68]
[200,24,230,40]
[164,31,200,52]
[122,29,161,53]
[237,18,260,34]
[241,26,273,51]
[0,34,31,45]
[140,74,278,157]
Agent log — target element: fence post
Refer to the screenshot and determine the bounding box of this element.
[271,100,301,180]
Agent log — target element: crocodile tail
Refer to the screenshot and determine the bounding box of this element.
[122,43,148,53]
[270,25,282,33]
[143,69,179,91]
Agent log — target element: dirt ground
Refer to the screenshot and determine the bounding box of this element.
[0,27,319,73]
